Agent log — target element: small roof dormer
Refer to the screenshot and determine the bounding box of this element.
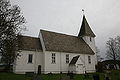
[78,15,96,37]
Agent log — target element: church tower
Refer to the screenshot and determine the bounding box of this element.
[78,15,96,53]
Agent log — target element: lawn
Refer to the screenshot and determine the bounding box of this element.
[0,70,120,80]
[0,72,31,80]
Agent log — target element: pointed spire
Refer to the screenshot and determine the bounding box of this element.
[78,13,96,37]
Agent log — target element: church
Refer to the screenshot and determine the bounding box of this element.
[13,15,97,74]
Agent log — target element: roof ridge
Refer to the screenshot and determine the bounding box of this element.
[40,29,77,37]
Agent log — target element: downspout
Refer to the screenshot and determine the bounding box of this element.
[60,52,62,80]
[84,54,86,73]
[60,52,61,73]
[34,49,37,73]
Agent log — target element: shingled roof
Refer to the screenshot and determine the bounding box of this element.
[40,30,95,54]
[78,15,96,37]
[18,35,42,51]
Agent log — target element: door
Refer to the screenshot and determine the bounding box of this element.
[77,64,84,74]
[38,65,41,74]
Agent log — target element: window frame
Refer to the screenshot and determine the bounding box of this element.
[66,54,69,64]
[88,56,91,64]
[28,54,33,63]
[90,37,92,42]
[52,53,56,64]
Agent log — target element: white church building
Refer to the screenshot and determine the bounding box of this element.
[13,15,97,74]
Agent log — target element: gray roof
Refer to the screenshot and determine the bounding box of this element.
[18,35,42,51]
[78,15,96,37]
[69,55,80,65]
[40,30,95,54]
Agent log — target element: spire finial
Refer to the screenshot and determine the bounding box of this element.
[82,9,85,16]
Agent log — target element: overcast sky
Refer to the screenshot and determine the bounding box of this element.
[11,0,120,59]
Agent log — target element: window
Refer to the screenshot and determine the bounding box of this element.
[52,53,56,64]
[28,54,33,63]
[90,37,92,42]
[88,56,91,64]
[66,54,69,63]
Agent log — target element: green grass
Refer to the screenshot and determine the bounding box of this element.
[0,72,31,80]
[0,70,120,80]
[73,71,120,80]
[41,74,61,80]
[109,70,120,80]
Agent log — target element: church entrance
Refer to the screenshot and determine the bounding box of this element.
[77,64,84,74]
[38,65,41,74]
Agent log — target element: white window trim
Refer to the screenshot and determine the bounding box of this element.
[88,56,91,64]
[66,54,69,64]
[52,53,56,64]
[28,54,33,64]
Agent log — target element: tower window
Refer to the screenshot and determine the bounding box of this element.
[52,53,56,64]
[90,37,92,42]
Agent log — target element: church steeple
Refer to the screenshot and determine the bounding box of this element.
[78,13,96,54]
[78,15,96,37]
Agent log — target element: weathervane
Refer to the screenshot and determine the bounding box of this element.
[82,9,85,15]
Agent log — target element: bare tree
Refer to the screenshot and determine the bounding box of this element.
[116,36,120,59]
[0,0,25,71]
[96,47,103,62]
[106,36,120,60]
